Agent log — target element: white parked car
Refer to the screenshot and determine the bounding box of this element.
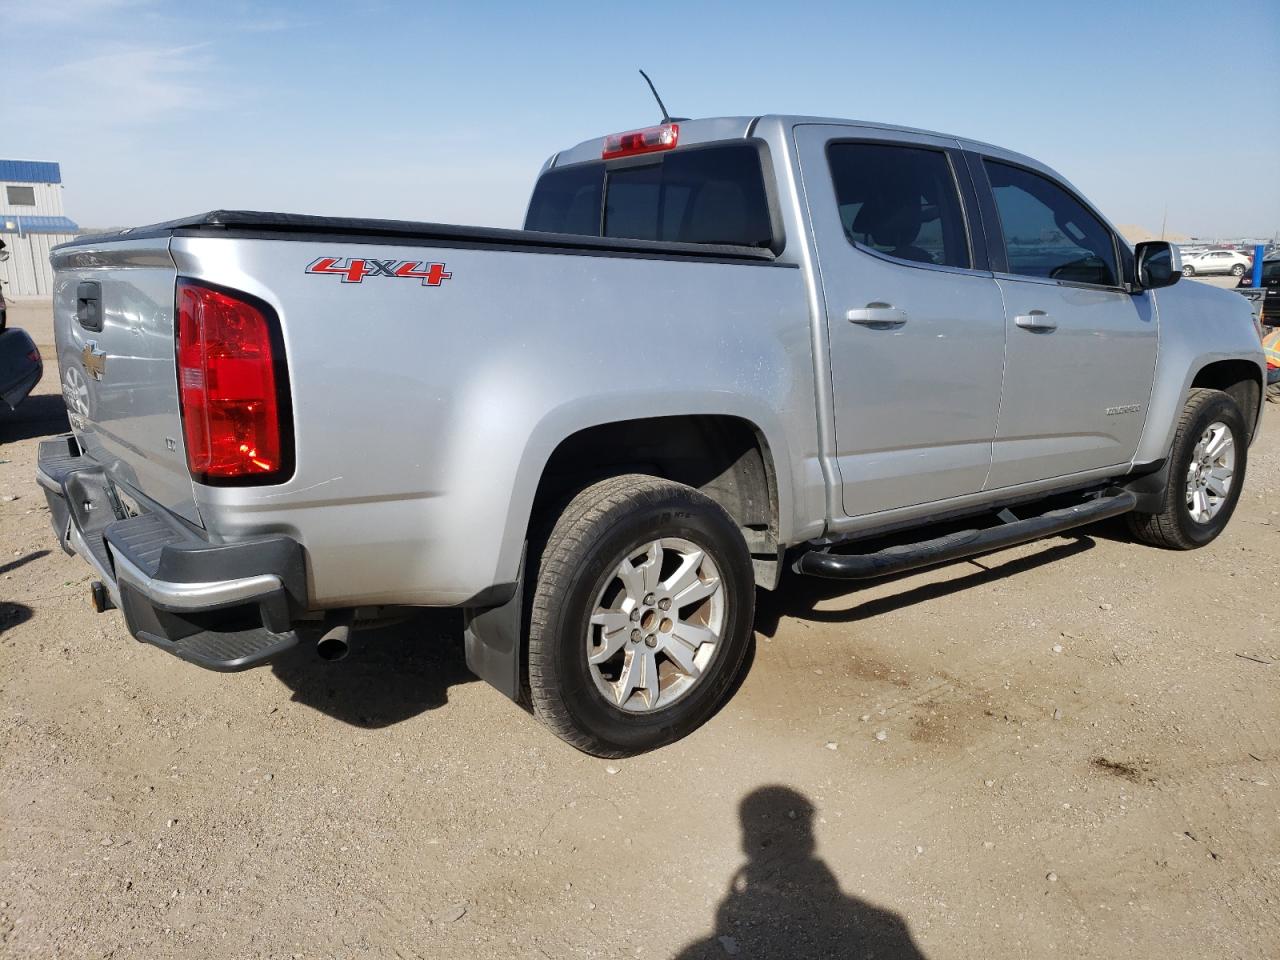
[1181,249,1252,277]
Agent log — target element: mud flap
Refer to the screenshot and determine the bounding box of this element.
[462,545,525,702]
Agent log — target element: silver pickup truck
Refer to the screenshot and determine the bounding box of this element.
[39,115,1265,756]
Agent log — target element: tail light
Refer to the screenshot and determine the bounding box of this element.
[176,280,292,484]
[602,123,679,160]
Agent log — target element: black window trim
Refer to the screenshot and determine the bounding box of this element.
[970,152,1129,293]
[823,137,989,277]
[532,138,788,257]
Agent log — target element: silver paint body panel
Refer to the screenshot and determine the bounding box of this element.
[47,115,1265,609]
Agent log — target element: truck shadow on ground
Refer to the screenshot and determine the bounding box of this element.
[269,610,477,727]
[756,534,1096,636]
[676,785,928,959]
[268,534,1099,729]
[0,394,70,443]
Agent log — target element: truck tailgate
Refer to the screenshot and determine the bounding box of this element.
[51,238,201,526]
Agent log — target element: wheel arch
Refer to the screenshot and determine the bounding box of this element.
[463,402,792,703]
[1189,358,1263,442]
[525,411,787,584]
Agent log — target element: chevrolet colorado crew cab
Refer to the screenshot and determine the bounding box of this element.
[39,115,1266,756]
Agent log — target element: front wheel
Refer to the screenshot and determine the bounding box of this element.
[1182,264,1196,277]
[527,474,755,756]
[1127,388,1248,549]
[1231,263,1246,277]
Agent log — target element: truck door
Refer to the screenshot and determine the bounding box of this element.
[971,156,1158,488]
[793,125,1006,518]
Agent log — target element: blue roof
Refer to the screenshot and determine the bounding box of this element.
[0,160,62,184]
[0,215,80,235]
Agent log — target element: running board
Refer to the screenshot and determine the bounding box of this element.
[794,489,1137,581]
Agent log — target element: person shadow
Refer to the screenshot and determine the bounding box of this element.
[675,786,927,960]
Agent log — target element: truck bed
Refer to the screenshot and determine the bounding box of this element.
[49,208,813,610]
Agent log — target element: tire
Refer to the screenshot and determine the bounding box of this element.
[1182,265,1196,277]
[1232,263,1246,277]
[1126,388,1248,549]
[527,474,755,757]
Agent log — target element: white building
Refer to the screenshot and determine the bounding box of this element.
[0,159,79,298]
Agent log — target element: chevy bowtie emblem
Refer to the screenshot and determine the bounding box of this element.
[82,342,107,381]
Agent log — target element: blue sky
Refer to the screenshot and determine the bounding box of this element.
[2,0,1277,238]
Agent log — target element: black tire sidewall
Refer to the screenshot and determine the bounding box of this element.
[1169,394,1248,546]
[1231,264,1245,277]
[539,487,754,754]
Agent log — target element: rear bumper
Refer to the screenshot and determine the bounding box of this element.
[36,434,308,671]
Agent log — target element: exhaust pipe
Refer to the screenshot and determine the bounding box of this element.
[89,580,114,613]
[315,622,351,662]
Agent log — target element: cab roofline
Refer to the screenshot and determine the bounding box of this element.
[549,113,1047,175]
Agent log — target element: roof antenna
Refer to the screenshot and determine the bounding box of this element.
[639,69,685,123]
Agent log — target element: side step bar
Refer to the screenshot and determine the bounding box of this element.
[794,489,1137,581]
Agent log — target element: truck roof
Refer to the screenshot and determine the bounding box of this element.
[549,114,1046,174]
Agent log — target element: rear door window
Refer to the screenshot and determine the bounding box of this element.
[525,143,776,249]
[826,143,971,269]
[984,160,1119,287]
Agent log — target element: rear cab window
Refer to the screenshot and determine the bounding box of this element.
[525,142,778,251]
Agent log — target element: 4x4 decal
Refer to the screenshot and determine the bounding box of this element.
[305,257,452,287]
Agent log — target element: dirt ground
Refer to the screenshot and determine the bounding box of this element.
[1,296,1277,960]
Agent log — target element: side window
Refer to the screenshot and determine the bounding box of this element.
[6,186,36,206]
[827,143,970,269]
[984,160,1119,286]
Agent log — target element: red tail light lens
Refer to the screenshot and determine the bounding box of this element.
[602,123,679,159]
[176,281,291,483]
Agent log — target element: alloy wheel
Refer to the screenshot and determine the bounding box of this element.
[586,537,726,713]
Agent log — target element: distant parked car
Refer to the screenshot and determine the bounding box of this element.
[1182,249,1252,277]
[0,239,45,410]
[1238,255,1280,326]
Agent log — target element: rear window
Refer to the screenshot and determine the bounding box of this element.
[524,143,776,249]
[523,163,605,237]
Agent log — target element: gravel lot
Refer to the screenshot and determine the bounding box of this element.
[2,296,1277,959]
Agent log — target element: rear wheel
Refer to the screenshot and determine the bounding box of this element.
[1127,388,1248,549]
[1232,263,1246,277]
[527,474,755,756]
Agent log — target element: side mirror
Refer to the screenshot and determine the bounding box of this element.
[1133,241,1181,290]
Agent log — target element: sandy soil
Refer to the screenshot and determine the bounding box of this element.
[1,297,1276,959]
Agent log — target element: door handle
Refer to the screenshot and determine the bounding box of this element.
[1014,310,1057,332]
[847,303,907,327]
[76,281,103,332]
